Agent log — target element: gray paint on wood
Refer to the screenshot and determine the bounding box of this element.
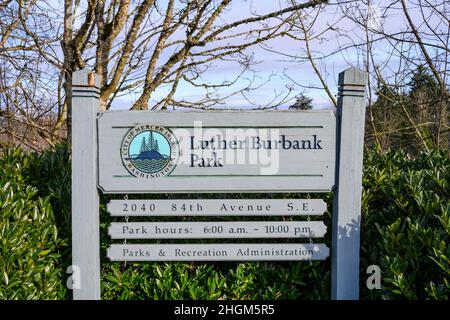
[69,67,367,300]
[71,69,101,300]
[107,243,330,261]
[108,221,327,239]
[107,199,327,216]
[331,67,368,300]
[97,110,336,193]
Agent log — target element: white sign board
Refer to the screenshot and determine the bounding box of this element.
[107,243,330,261]
[97,111,336,193]
[107,199,327,216]
[108,221,327,239]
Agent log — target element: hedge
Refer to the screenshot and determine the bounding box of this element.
[0,145,448,299]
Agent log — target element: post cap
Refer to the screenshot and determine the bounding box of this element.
[338,67,368,86]
[73,69,101,88]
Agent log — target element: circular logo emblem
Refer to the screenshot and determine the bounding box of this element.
[121,125,179,178]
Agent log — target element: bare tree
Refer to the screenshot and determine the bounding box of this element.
[2,0,448,154]
[2,0,329,148]
[271,0,449,152]
[61,0,328,113]
[341,0,450,152]
[0,0,62,150]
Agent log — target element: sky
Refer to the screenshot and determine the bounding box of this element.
[111,0,354,110]
[109,0,424,111]
[50,0,444,111]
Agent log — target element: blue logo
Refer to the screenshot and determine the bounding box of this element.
[121,125,179,178]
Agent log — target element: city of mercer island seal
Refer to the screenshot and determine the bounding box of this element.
[121,125,179,178]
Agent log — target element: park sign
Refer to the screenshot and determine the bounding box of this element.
[107,221,328,239]
[106,199,327,216]
[71,67,368,300]
[107,244,330,262]
[97,110,336,193]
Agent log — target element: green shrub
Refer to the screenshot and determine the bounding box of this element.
[0,149,68,299]
[361,150,449,299]
[26,146,72,232]
[0,145,448,299]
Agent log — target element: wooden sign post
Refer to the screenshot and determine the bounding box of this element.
[332,68,368,299]
[71,70,101,299]
[71,67,367,300]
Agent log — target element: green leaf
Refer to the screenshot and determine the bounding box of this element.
[3,271,9,286]
[38,250,51,256]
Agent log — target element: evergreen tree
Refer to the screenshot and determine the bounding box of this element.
[367,65,449,153]
[408,65,438,96]
[367,82,408,151]
[407,65,448,150]
[140,136,147,152]
[289,93,313,110]
[149,132,154,150]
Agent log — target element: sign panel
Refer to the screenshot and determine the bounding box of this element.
[71,68,368,300]
[107,243,330,261]
[108,221,327,239]
[97,111,336,193]
[107,199,327,216]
